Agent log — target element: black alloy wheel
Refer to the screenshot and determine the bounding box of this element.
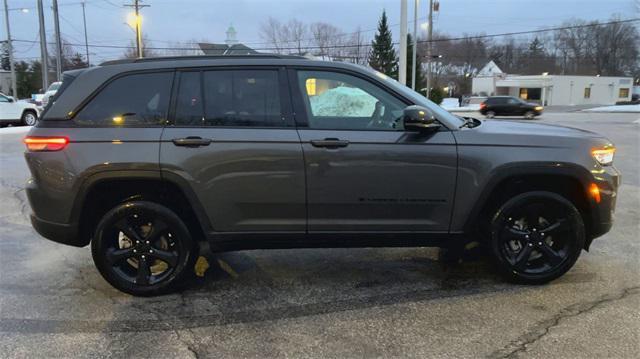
[490,191,585,284]
[92,201,196,296]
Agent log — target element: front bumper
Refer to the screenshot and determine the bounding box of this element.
[585,164,621,248]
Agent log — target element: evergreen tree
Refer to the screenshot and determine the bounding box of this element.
[406,34,425,92]
[368,10,398,78]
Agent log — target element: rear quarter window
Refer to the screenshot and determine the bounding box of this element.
[73,72,173,126]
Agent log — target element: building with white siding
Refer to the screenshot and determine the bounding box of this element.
[472,61,634,106]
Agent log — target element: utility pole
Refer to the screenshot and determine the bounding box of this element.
[37,0,49,91]
[399,0,408,85]
[426,0,434,98]
[52,0,63,81]
[81,1,90,66]
[124,0,149,58]
[3,0,16,97]
[411,0,419,90]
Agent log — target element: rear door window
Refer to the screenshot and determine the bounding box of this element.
[74,72,173,126]
[202,70,285,127]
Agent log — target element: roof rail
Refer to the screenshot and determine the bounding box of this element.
[100,54,307,66]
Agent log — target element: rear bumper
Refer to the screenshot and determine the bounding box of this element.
[30,214,86,247]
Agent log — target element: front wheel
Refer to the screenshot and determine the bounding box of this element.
[485,111,496,119]
[91,201,197,296]
[21,110,37,126]
[489,191,585,284]
[524,111,536,120]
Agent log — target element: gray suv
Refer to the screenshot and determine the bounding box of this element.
[24,55,620,296]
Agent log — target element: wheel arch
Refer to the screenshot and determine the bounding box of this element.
[72,171,211,247]
[465,162,598,249]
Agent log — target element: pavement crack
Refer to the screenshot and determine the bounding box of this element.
[489,286,640,359]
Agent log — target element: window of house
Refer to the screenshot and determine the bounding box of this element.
[584,87,591,99]
[74,72,173,126]
[297,70,406,130]
[202,70,284,127]
[619,88,630,98]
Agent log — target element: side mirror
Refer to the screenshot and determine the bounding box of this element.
[402,105,441,132]
[7,97,14,103]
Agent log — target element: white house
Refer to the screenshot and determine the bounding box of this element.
[472,62,633,106]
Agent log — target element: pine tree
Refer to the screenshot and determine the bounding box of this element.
[368,10,398,78]
[406,34,425,91]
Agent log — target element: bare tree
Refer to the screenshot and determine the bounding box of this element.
[285,19,309,54]
[123,34,158,58]
[310,22,341,59]
[260,17,284,53]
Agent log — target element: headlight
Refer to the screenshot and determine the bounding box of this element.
[534,106,543,111]
[592,147,615,165]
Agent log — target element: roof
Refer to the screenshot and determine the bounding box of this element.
[199,42,256,56]
[477,60,504,77]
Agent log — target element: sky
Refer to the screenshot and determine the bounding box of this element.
[2,0,637,65]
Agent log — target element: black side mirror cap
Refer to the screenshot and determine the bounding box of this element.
[402,105,441,132]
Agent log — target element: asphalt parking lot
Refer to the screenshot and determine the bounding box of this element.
[1,112,638,358]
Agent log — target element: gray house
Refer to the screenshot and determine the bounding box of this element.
[198,25,257,56]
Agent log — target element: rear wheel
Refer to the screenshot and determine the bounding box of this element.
[485,111,496,119]
[91,201,197,296]
[21,110,37,126]
[489,191,584,284]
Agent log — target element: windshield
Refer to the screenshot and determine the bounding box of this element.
[47,82,62,92]
[361,67,465,126]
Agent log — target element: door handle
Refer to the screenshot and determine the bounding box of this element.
[172,136,212,147]
[310,138,349,149]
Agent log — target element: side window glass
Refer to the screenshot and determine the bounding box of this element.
[297,70,406,130]
[203,70,284,127]
[74,72,172,126]
[0,95,8,103]
[174,72,203,126]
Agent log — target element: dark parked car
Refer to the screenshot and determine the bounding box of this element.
[480,96,544,119]
[24,55,619,296]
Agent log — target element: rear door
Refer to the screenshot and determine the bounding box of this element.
[291,68,458,233]
[160,67,306,233]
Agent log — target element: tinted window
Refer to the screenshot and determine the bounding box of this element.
[174,72,203,126]
[0,95,9,103]
[202,70,283,127]
[297,70,406,130]
[74,72,173,126]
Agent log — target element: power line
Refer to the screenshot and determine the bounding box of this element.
[9,17,640,53]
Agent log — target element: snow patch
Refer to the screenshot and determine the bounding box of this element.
[581,104,640,113]
[0,126,32,135]
[309,87,377,116]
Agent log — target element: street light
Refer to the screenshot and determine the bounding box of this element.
[3,2,30,98]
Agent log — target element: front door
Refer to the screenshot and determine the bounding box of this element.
[0,94,20,120]
[292,69,458,233]
[160,68,306,233]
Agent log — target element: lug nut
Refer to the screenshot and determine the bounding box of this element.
[149,250,153,253]
[141,255,145,259]
[133,249,137,253]
[532,228,537,232]
[528,243,533,247]
[525,235,529,239]
[146,241,149,244]
[538,242,543,246]
[541,233,545,236]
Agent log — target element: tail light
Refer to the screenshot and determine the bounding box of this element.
[23,136,69,151]
[480,102,487,109]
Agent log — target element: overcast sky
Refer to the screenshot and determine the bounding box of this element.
[3,0,637,64]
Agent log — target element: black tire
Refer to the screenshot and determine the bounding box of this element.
[485,111,496,119]
[91,201,197,296]
[489,191,585,284]
[524,111,536,120]
[21,110,37,126]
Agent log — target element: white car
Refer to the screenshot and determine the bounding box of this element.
[41,82,62,107]
[0,93,40,126]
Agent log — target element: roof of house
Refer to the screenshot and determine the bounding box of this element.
[198,43,257,56]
